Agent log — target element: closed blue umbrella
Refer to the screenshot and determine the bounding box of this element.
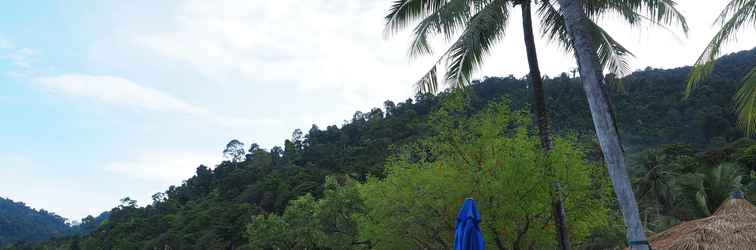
[454,198,485,250]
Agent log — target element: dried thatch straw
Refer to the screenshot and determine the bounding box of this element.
[641,192,756,250]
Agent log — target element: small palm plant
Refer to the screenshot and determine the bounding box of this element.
[675,163,745,217]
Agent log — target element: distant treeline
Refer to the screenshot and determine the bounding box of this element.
[0,197,108,247]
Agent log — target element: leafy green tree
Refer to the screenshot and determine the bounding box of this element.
[118,197,137,209]
[357,96,609,249]
[688,0,756,134]
[0,197,74,247]
[247,177,364,250]
[247,213,290,249]
[223,139,246,163]
[316,177,365,249]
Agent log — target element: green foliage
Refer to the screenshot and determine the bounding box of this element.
[735,68,756,133]
[0,198,72,247]
[357,96,609,249]
[248,194,324,249]
[247,177,363,250]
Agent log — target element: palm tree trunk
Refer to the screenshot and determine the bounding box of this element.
[554,0,649,249]
[519,2,570,249]
[521,1,554,151]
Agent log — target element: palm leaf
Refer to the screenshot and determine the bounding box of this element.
[385,0,450,36]
[580,0,689,34]
[735,67,756,134]
[408,0,474,57]
[591,21,634,78]
[538,0,570,51]
[608,0,688,33]
[539,0,688,79]
[410,0,509,94]
[538,1,634,77]
[388,0,501,94]
[687,0,756,96]
[443,0,509,86]
[416,64,440,94]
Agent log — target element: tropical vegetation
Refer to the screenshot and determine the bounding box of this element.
[2,48,755,249]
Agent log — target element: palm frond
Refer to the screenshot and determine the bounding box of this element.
[408,0,473,57]
[639,0,689,33]
[585,0,690,77]
[384,0,449,37]
[590,20,634,78]
[416,64,440,94]
[537,1,633,77]
[443,0,509,86]
[402,0,506,94]
[735,67,756,134]
[717,0,756,25]
[686,0,756,96]
[538,0,570,52]
[585,0,689,34]
[694,189,711,216]
[387,0,503,94]
[539,0,691,81]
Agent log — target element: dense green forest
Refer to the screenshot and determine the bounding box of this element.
[0,198,71,246]
[3,48,755,249]
[0,198,107,247]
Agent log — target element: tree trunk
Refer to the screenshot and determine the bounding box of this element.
[519,2,571,249]
[554,0,649,249]
[521,1,554,151]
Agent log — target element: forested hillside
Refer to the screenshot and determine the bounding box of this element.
[5,48,755,249]
[0,198,70,246]
[477,48,756,150]
[0,197,109,247]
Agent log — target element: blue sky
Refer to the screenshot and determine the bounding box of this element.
[1,0,754,221]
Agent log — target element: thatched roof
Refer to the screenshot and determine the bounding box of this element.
[644,193,756,250]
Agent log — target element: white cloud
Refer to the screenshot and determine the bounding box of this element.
[0,37,39,77]
[132,0,756,113]
[36,74,207,114]
[133,0,428,111]
[6,48,37,69]
[33,74,280,130]
[0,37,12,49]
[0,154,116,220]
[105,152,222,185]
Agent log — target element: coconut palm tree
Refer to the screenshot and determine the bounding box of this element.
[384,0,687,249]
[553,0,680,249]
[632,150,681,216]
[687,0,756,135]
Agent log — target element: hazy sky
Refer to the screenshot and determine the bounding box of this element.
[1,0,754,220]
